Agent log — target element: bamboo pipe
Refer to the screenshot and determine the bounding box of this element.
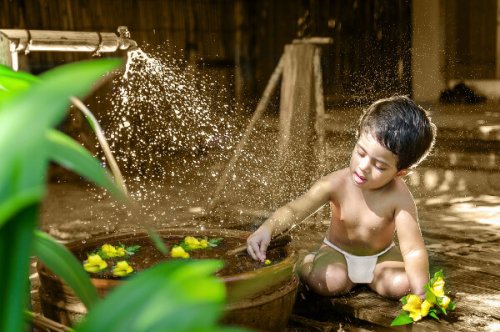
[0,26,137,54]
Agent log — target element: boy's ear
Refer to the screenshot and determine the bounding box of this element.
[396,168,410,177]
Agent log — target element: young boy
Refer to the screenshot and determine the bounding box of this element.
[246,96,436,299]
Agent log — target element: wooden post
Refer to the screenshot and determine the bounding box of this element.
[276,38,332,201]
[277,43,317,200]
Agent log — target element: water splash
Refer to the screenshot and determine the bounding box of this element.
[94,45,248,226]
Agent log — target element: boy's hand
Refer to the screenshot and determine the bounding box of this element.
[246,227,272,262]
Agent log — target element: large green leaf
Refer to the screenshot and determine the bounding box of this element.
[0,205,37,332]
[33,231,99,309]
[45,129,126,201]
[0,187,43,229]
[0,65,38,101]
[0,59,121,158]
[0,59,122,224]
[76,260,226,332]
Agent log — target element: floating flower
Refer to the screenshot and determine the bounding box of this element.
[100,243,127,258]
[184,236,203,250]
[199,239,209,248]
[113,261,134,277]
[84,254,108,273]
[264,259,271,265]
[171,246,190,259]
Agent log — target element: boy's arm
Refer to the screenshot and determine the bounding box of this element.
[395,196,429,297]
[247,175,333,261]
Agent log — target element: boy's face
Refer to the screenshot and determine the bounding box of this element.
[349,131,402,190]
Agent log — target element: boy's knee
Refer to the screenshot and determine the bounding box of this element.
[373,271,410,299]
[389,273,411,297]
[303,265,352,297]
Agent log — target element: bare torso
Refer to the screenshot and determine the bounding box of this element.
[326,168,405,255]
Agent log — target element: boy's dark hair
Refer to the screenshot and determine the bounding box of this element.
[358,95,437,170]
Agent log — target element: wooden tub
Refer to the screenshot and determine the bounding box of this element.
[37,228,298,331]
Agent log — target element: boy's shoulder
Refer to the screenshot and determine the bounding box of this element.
[319,168,351,193]
[388,177,416,209]
[323,167,350,184]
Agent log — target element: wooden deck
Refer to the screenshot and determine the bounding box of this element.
[287,194,500,331]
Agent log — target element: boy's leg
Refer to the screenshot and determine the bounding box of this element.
[298,245,354,297]
[369,246,410,299]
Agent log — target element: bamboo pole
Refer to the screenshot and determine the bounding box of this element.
[70,97,128,197]
[207,54,285,211]
[26,310,73,332]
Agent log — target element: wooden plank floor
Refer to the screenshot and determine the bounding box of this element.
[290,194,500,331]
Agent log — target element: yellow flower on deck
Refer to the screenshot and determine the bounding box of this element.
[84,254,108,273]
[402,295,433,322]
[264,259,271,265]
[440,295,451,309]
[420,300,433,317]
[113,261,133,277]
[200,239,209,248]
[171,246,190,259]
[431,277,445,297]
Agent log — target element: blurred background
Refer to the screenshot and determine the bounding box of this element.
[1,0,498,234]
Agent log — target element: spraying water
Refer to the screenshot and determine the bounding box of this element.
[87,45,286,231]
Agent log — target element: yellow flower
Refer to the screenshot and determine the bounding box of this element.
[101,244,118,257]
[265,259,271,265]
[184,236,202,249]
[115,246,126,257]
[403,295,423,321]
[200,239,209,248]
[431,277,445,297]
[84,254,108,273]
[440,295,451,309]
[171,246,190,259]
[402,295,434,322]
[420,300,433,316]
[113,261,133,277]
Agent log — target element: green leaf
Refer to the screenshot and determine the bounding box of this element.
[0,65,39,100]
[208,238,223,247]
[33,231,99,309]
[0,59,121,156]
[124,244,141,255]
[0,205,37,332]
[400,294,408,305]
[425,286,437,305]
[435,302,447,315]
[0,187,43,229]
[76,260,226,332]
[448,300,457,311]
[429,310,440,320]
[45,129,126,201]
[390,311,414,326]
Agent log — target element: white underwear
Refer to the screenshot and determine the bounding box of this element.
[323,238,395,284]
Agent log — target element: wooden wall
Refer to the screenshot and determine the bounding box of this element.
[0,0,412,106]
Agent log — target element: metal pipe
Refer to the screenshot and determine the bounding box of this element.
[0,26,137,54]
